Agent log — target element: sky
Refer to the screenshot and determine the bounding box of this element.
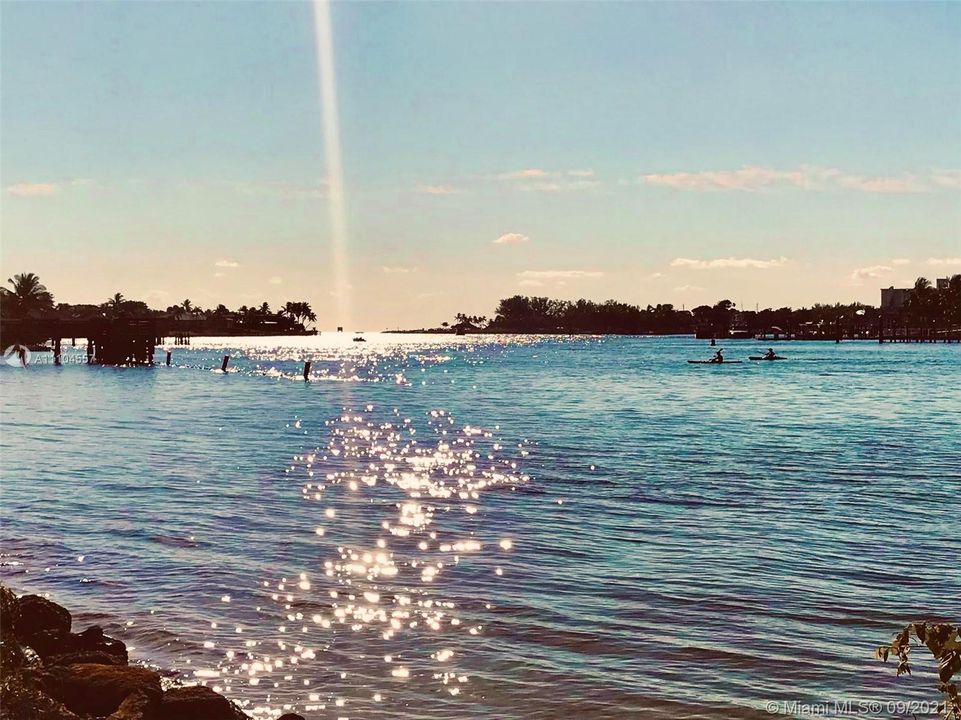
[2,1,960,329]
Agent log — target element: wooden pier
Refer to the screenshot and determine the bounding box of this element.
[1,318,164,365]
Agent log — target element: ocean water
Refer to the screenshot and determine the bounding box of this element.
[1,334,958,719]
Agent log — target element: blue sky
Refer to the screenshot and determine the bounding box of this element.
[2,1,959,327]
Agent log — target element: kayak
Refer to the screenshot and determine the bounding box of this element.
[749,356,786,361]
[687,360,743,364]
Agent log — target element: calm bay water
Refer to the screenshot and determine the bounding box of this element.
[1,335,958,719]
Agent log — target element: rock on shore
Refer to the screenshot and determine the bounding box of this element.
[0,585,249,720]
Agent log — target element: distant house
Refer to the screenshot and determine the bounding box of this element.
[936,277,951,291]
[881,286,912,312]
[452,320,480,335]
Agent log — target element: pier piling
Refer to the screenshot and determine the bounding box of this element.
[221,355,230,373]
[303,360,312,381]
[166,350,172,366]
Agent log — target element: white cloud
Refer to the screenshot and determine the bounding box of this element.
[381,265,417,274]
[516,270,603,280]
[415,184,461,195]
[642,166,835,192]
[7,182,61,197]
[647,272,667,279]
[522,182,563,193]
[268,276,283,285]
[516,179,600,193]
[498,168,551,180]
[891,258,911,265]
[493,233,529,246]
[835,175,925,194]
[927,257,961,267]
[494,168,600,193]
[641,165,939,194]
[670,256,788,270]
[674,284,704,292]
[5,178,95,197]
[213,272,226,278]
[215,259,240,268]
[850,264,893,281]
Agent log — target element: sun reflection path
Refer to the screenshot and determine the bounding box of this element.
[194,406,532,718]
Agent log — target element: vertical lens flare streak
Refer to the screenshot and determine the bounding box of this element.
[313,0,351,329]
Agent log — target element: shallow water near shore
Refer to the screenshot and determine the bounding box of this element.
[1,335,959,719]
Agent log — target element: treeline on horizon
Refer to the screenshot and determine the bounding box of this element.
[0,273,317,332]
[456,275,961,335]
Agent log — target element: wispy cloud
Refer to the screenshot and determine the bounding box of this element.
[268,276,283,285]
[931,170,961,189]
[517,180,600,193]
[6,182,61,197]
[6,177,98,197]
[850,264,893,281]
[215,259,240,268]
[493,233,529,246]
[674,284,704,292]
[835,175,925,194]
[498,168,552,180]
[415,184,462,195]
[229,180,328,198]
[670,256,788,270]
[381,265,417,274]
[495,168,601,193]
[516,269,603,288]
[891,258,911,266]
[927,257,961,267]
[641,165,946,194]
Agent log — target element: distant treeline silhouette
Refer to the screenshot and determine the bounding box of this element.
[453,275,961,336]
[0,273,317,335]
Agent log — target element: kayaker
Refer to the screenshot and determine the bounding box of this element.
[711,348,724,363]
[764,348,777,360]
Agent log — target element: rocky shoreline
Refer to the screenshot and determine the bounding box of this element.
[0,585,303,720]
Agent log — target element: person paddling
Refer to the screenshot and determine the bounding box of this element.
[763,348,777,360]
[710,348,724,363]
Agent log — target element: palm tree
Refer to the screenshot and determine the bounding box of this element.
[1,272,55,317]
[259,302,271,315]
[104,292,125,317]
[181,299,193,314]
[947,275,961,326]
